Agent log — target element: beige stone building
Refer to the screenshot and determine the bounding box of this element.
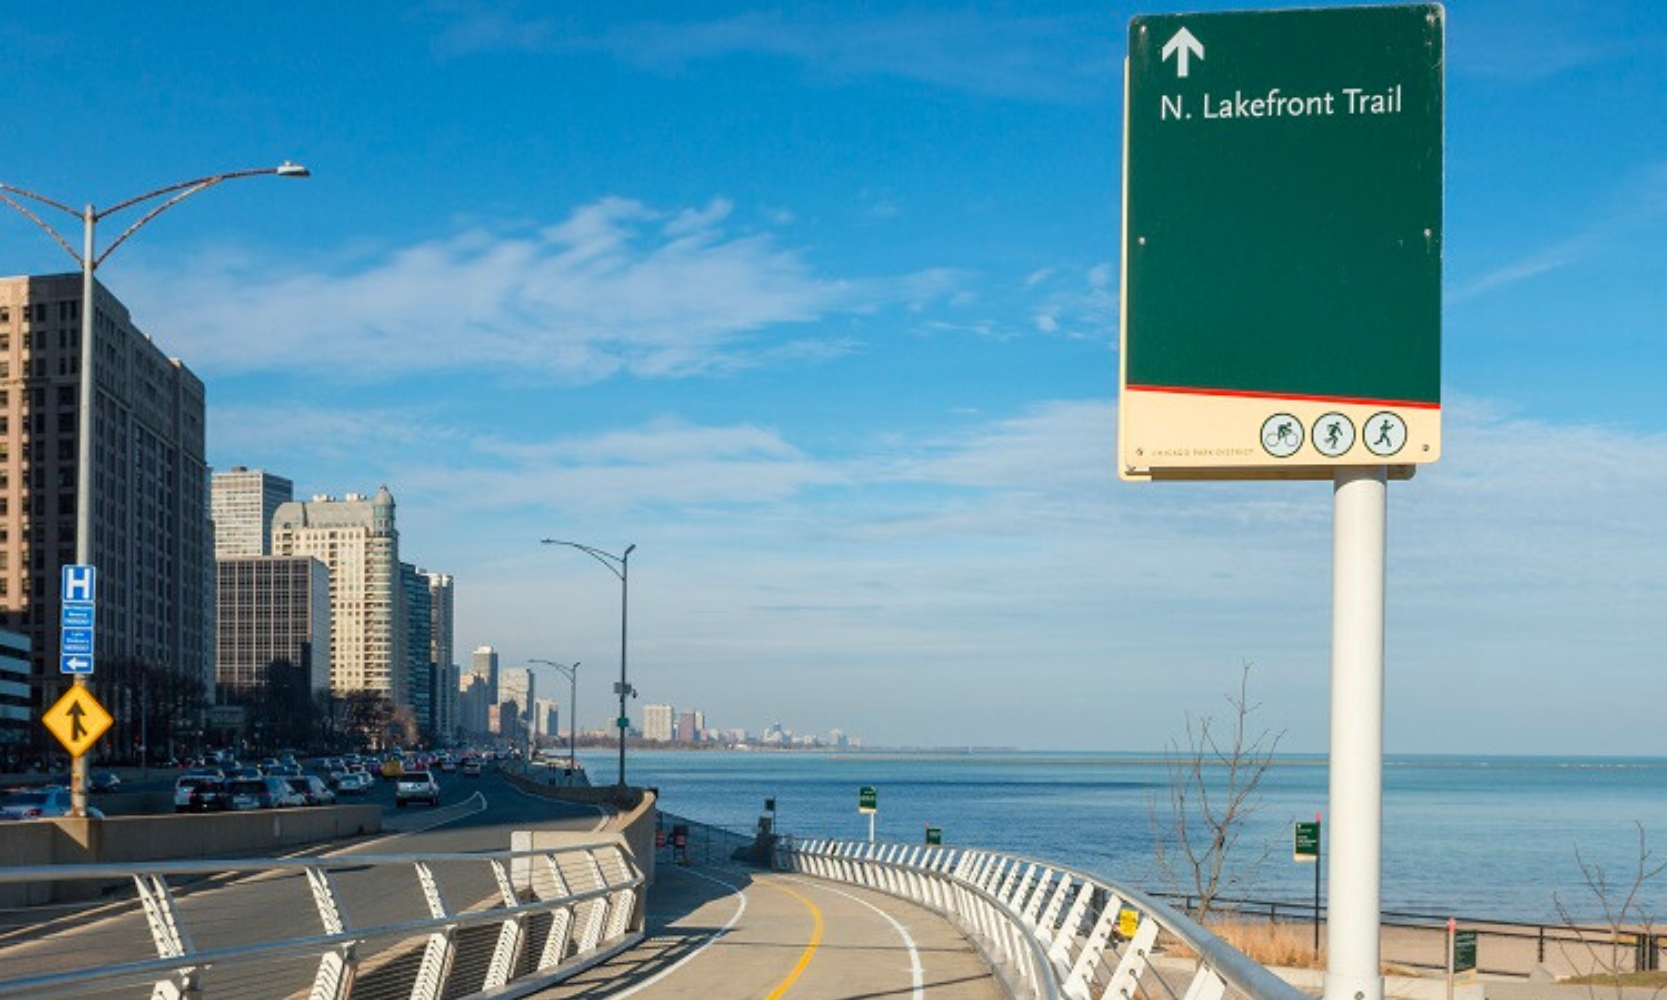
[271,487,405,704]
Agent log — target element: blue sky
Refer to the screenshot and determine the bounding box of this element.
[2,2,1663,753]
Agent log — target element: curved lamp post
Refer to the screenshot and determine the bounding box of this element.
[0,163,311,816]
[541,539,635,788]
[528,659,579,784]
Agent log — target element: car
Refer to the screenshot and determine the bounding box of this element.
[88,771,122,793]
[174,773,224,812]
[284,775,336,806]
[335,772,373,795]
[1,787,104,820]
[380,757,405,781]
[395,770,440,807]
[460,758,483,777]
[225,777,303,811]
[184,778,232,813]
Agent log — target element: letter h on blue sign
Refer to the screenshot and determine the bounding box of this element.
[62,565,96,604]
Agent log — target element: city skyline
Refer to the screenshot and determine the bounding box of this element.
[2,2,1664,753]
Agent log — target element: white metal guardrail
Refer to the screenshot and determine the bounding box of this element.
[777,838,1311,1000]
[0,842,644,1000]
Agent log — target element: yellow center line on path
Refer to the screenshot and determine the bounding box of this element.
[763,882,825,1000]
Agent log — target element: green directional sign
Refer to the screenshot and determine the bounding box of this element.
[925,826,942,845]
[1120,4,1443,480]
[1452,929,1477,973]
[858,785,878,814]
[1294,820,1321,861]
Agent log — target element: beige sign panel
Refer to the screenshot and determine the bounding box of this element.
[1119,387,1439,481]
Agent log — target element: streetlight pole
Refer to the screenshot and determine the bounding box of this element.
[529,659,579,784]
[1,163,310,816]
[541,539,635,788]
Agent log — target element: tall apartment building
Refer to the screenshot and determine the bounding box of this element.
[400,563,433,738]
[211,467,293,557]
[214,556,331,697]
[676,710,699,744]
[0,275,213,729]
[271,488,405,705]
[643,703,674,742]
[458,672,489,737]
[423,570,455,737]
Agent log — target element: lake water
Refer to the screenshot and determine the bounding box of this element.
[574,748,1667,924]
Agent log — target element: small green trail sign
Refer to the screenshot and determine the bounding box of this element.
[1294,820,1321,861]
[1119,4,1444,480]
[858,786,878,814]
[925,826,942,846]
[1453,928,1478,973]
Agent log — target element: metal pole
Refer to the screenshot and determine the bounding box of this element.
[568,666,577,784]
[1324,466,1387,1000]
[69,206,97,818]
[617,546,632,788]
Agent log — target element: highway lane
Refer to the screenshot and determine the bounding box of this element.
[0,767,610,994]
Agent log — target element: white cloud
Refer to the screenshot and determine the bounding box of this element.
[127,197,950,382]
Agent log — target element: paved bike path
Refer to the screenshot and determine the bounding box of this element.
[530,862,1003,1000]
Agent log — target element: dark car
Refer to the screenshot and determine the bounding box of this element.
[185,778,232,813]
[88,771,122,793]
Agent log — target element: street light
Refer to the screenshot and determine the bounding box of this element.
[528,659,579,784]
[0,162,310,816]
[541,539,635,788]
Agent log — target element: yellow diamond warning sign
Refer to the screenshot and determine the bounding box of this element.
[43,685,112,759]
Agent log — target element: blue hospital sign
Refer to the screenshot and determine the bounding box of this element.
[62,564,96,604]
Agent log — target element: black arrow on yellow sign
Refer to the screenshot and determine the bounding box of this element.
[43,686,113,759]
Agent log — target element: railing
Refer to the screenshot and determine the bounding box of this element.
[777,838,1311,1000]
[1153,891,1667,979]
[656,810,761,867]
[0,842,644,1000]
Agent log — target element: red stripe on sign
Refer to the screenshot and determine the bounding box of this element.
[1124,384,1441,410]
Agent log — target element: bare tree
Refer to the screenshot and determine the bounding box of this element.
[1553,823,1665,998]
[1152,661,1285,922]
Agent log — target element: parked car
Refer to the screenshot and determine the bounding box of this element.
[184,778,232,813]
[1,787,103,820]
[284,775,336,806]
[460,758,483,777]
[88,771,122,793]
[395,770,440,807]
[225,777,302,811]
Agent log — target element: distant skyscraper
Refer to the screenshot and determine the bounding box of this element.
[458,673,489,737]
[423,571,455,734]
[271,488,405,704]
[400,563,433,738]
[214,556,331,697]
[676,711,698,744]
[643,704,674,742]
[471,645,499,705]
[211,467,293,557]
[500,667,534,733]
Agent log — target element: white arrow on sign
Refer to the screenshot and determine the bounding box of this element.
[1162,27,1204,78]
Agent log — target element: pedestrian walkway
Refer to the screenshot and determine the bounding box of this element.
[528,860,1004,1000]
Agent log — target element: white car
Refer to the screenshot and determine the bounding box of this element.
[395,770,440,807]
[335,772,373,795]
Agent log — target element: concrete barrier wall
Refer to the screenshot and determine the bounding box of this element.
[499,772,657,887]
[0,805,383,906]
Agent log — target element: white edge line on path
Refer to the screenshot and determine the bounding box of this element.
[604,868,748,1000]
[783,874,925,1000]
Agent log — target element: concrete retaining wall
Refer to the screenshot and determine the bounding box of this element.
[499,773,657,888]
[0,805,382,906]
